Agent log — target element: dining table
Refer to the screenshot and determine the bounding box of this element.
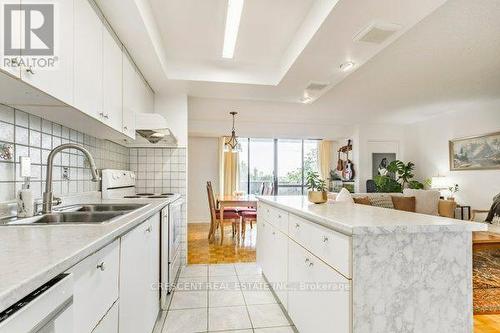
[212,194,258,245]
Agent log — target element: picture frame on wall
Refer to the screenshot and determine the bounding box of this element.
[449,131,500,171]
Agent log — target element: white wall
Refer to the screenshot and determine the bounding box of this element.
[405,107,500,210]
[351,124,407,192]
[188,136,219,223]
[155,93,188,147]
[188,97,353,140]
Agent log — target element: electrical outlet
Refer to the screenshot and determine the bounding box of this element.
[62,167,70,181]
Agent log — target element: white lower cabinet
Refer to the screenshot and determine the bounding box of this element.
[119,214,160,333]
[67,239,119,333]
[288,240,350,333]
[92,301,118,333]
[258,203,352,333]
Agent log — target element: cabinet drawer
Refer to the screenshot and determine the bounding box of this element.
[68,240,119,333]
[288,214,351,278]
[257,203,272,222]
[288,239,350,333]
[92,301,118,333]
[258,203,288,234]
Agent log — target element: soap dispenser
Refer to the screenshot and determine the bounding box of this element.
[17,156,34,217]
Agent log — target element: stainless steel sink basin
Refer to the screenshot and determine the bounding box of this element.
[0,203,148,226]
[54,203,147,212]
[33,212,126,224]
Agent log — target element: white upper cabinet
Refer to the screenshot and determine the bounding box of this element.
[73,0,103,119]
[20,0,74,105]
[122,52,137,138]
[141,80,154,113]
[102,26,123,131]
[0,1,21,78]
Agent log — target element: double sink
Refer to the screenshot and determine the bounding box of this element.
[1,204,148,226]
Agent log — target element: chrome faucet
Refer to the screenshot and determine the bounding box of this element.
[42,143,100,214]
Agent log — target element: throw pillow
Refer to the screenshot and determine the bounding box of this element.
[369,195,395,209]
[353,196,372,206]
[403,189,440,215]
[391,196,416,212]
[336,188,354,203]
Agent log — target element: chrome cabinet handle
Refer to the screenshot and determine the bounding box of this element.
[272,231,276,235]
[323,236,329,243]
[305,258,310,264]
[295,223,300,228]
[104,114,109,119]
[26,66,35,74]
[145,226,152,233]
[97,262,106,271]
[123,126,128,130]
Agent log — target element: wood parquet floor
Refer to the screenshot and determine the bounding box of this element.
[186,223,499,331]
[474,314,500,332]
[188,223,256,264]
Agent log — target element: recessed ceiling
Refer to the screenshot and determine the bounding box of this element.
[149,0,336,84]
[181,0,449,103]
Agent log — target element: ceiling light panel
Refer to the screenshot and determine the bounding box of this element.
[222,0,245,59]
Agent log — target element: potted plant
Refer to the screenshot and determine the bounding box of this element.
[374,160,425,193]
[306,171,328,204]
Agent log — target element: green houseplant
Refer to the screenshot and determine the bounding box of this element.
[375,160,424,193]
[306,171,328,204]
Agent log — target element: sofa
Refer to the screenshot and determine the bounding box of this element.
[329,189,457,218]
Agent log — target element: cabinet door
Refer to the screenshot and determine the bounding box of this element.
[0,1,21,78]
[288,240,350,333]
[122,53,136,138]
[73,0,102,118]
[266,225,288,309]
[102,27,122,131]
[142,81,154,113]
[20,0,74,105]
[68,239,119,333]
[92,301,118,333]
[119,215,160,333]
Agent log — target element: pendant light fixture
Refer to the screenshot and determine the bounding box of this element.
[224,112,242,153]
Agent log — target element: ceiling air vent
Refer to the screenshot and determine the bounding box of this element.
[354,22,402,44]
[305,81,329,92]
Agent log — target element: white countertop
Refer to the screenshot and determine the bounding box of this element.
[258,196,487,236]
[0,194,181,313]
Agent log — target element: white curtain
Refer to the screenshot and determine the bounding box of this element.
[218,137,239,196]
[318,140,333,181]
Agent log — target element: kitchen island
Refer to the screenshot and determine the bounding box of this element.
[257,196,486,333]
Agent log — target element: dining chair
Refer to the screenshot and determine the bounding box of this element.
[206,181,240,242]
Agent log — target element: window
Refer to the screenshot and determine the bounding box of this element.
[238,138,319,195]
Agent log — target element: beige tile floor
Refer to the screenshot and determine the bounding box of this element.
[158,263,296,333]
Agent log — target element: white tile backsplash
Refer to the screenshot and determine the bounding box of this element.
[0,104,129,202]
[131,146,188,264]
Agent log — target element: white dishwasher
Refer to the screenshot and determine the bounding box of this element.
[0,274,73,333]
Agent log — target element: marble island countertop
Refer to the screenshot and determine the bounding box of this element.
[258,195,487,236]
[0,194,181,313]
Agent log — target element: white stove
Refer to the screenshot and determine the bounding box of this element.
[101,169,182,310]
[101,169,176,199]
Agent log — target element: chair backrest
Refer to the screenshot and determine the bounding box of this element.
[259,182,266,195]
[265,182,275,195]
[206,181,217,223]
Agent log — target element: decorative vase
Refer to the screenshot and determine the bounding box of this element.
[308,191,328,204]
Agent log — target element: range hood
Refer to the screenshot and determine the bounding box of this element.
[135,113,177,145]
